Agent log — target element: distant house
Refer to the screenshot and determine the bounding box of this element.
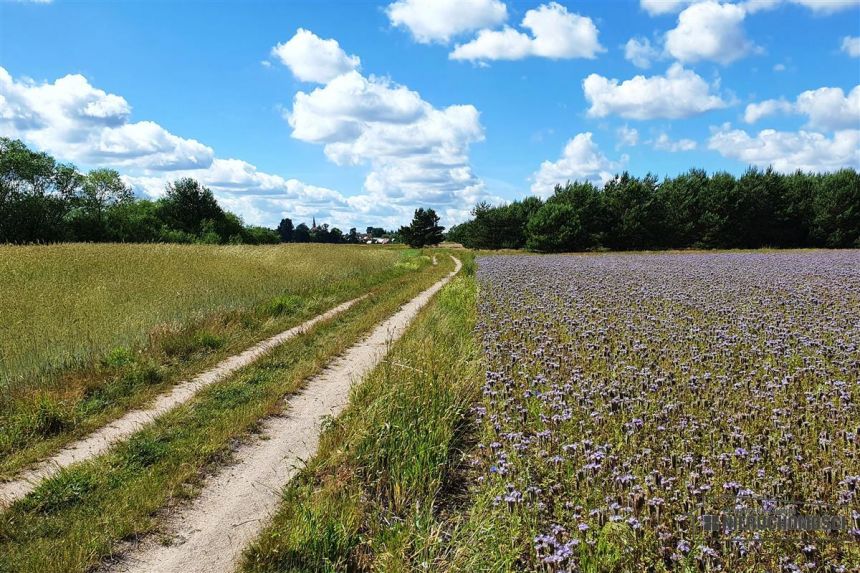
[357,233,391,244]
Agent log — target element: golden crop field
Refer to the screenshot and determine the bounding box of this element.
[0,243,402,384]
[0,243,430,475]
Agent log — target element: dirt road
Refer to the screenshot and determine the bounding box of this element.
[0,295,366,508]
[107,256,461,573]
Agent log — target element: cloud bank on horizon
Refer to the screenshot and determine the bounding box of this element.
[0,0,858,230]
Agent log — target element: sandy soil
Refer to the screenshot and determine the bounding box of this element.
[105,256,461,573]
[0,295,366,508]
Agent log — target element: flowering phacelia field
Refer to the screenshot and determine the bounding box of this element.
[471,252,859,572]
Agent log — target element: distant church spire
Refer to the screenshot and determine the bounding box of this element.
[312,216,316,230]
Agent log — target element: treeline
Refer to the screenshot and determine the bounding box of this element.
[447,168,859,252]
[275,219,396,244]
[0,138,282,245]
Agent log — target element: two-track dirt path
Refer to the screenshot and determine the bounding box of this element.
[106,255,461,573]
[0,295,367,508]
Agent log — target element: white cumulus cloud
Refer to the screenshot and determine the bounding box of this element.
[842,36,860,57]
[0,64,485,230]
[708,124,860,172]
[122,158,369,228]
[665,1,755,65]
[0,67,213,171]
[450,2,603,62]
[624,37,660,68]
[531,133,624,196]
[271,28,360,83]
[616,125,640,148]
[795,86,860,130]
[277,30,493,224]
[653,132,698,151]
[744,98,793,123]
[743,0,860,13]
[640,0,697,15]
[386,0,507,44]
[0,66,384,227]
[744,85,860,131]
[583,63,728,120]
[645,0,859,15]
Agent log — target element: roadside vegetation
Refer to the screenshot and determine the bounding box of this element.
[0,253,453,573]
[0,244,417,476]
[242,253,480,573]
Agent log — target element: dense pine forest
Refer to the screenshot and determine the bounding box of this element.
[447,168,859,251]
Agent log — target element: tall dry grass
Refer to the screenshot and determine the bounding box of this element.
[0,243,399,383]
[0,243,417,475]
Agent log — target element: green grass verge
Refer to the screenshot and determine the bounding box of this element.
[241,252,482,573]
[0,253,452,573]
[0,247,427,478]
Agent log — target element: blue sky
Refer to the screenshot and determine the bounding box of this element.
[1,0,858,230]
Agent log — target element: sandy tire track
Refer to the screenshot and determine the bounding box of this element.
[105,256,461,573]
[0,295,368,508]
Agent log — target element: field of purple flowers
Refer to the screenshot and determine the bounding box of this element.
[467,252,859,572]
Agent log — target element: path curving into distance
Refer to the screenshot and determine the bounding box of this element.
[0,295,368,509]
[106,255,461,573]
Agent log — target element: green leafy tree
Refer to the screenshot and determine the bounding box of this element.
[81,169,132,213]
[67,169,132,241]
[103,200,162,243]
[655,169,709,247]
[399,208,444,248]
[811,169,860,247]
[244,226,281,244]
[778,171,816,247]
[467,198,542,249]
[699,171,737,248]
[215,212,245,243]
[309,222,331,243]
[0,137,76,243]
[444,221,475,246]
[159,178,224,235]
[526,202,582,252]
[198,219,223,244]
[277,218,294,242]
[548,181,606,250]
[602,172,660,250]
[293,223,311,243]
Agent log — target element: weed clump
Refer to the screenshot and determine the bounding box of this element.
[266,295,305,317]
[22,471,95,515]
